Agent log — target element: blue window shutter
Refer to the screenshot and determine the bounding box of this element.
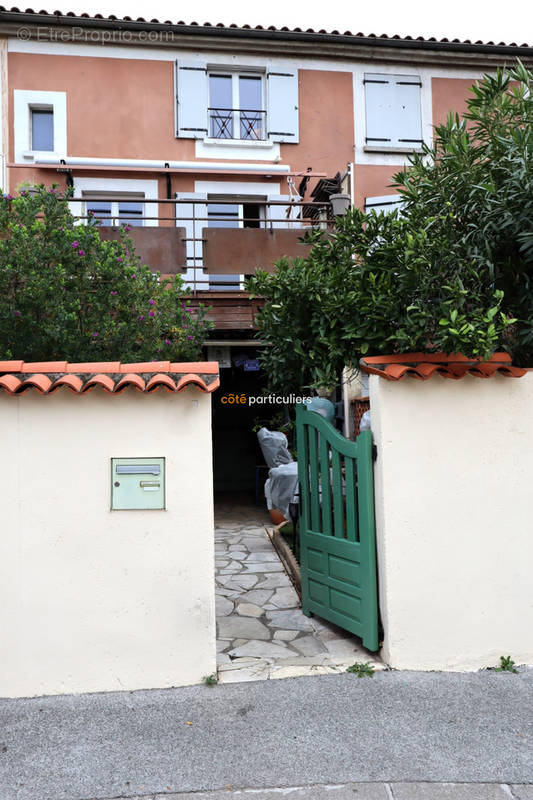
[392,78,422,147]
[176,60,208,139]
[266,70,299,143]
[364,74,393,144]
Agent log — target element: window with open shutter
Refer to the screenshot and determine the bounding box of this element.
[364,194,404,215]
[176,61,208,139]
[266,70,299,143]
[364,74,422,149]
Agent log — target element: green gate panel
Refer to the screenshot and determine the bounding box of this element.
[296,404,379,652]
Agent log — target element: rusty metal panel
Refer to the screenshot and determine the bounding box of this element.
[98,227,186,275]
[203,228,310,274]
[187,294,263,330]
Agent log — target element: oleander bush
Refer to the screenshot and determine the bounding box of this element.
[0,185,212,362]
[248,62,533,392]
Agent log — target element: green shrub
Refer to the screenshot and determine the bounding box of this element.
[248,63,533,392]
[0,185,212,362]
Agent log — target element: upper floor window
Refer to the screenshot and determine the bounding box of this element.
[31,108,54,151]
[208,72,265,141]
[364,73,422,150]
[84,194,144,226]
[176,60,299,144]
[14,90,66,162]
[364,194,404,214]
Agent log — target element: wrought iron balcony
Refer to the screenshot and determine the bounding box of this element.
[207,107,267,141]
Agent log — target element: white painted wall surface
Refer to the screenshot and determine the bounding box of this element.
[370,372,533,671]
[0,388,216,697]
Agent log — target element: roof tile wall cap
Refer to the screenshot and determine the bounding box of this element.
[67,361,121,373]
[51,374,84,392]
[115,373,146,391]
[0,360,24,371]
[170,361,219,374]
[21,374,53,392]
[361,351,513,366]
[146,373,177,392]
[82,374,116,393]
[0,360,219,375]
[119,361,171,373]
[176,373,209,393]
[0,374,21,392]
[21,361,68,372]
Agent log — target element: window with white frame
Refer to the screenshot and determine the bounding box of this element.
[83,193,145,226]
[176,61,299,144]
[31,108,54,151]
[364,194,404,215]
[208,72,265,141]
[13,90,67,162]
[364,74,423,150]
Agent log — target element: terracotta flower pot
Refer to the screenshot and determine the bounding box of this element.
[269,508,286,525]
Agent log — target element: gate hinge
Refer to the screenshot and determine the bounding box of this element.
[372,444,378,461]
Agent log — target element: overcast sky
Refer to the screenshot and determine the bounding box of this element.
[38,0,533,46]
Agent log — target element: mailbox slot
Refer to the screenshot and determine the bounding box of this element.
[116,464,161,475]
[111,457,165,510]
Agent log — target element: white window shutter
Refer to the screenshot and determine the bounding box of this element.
[175,192,208,286]
[392,78,422,147]
[364,74,393,145]
[364,73,422,148]
[364,194,404,215]
[176,61,208,139]
[266,71,299,143]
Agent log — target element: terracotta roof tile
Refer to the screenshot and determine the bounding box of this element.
[0,7,530,50]
[360,352,527,381]
[0,360,220,395]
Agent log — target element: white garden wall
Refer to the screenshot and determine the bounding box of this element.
[0,388,216,697]
[370,371,533,671]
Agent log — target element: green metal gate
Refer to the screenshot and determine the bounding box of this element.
[295,403,379,651]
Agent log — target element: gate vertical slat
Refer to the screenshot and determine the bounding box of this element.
[308,427,321,531]
[344,456,357,542]
[296,408,310,534]
[319,435,332,536]
[331,449,344,538]
[355,430,379,652]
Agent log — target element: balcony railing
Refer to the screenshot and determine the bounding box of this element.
[208,107,267,141]
[70,196,334,293]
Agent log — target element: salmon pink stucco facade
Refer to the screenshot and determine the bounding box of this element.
[0,10,531,301]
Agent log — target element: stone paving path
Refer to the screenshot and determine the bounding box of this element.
[214,502,384,683]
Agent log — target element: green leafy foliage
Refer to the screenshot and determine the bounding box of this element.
[247,63,533,392]
[494,655,518,673]
[346,661,375,678]
[202,673,218,686]
[0,185,212,361]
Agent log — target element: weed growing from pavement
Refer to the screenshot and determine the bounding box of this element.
[203,673,218,686]
[346,661,375,678]
[494,656,519,673]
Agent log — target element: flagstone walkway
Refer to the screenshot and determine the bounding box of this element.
[214,502,384,683]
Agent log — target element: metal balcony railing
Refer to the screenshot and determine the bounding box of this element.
[70,196,334,293]
[207,107,267,141]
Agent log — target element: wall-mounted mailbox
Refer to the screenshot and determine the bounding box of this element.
[111,457,165,510]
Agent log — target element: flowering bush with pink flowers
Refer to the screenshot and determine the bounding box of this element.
[0,185,212,361]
